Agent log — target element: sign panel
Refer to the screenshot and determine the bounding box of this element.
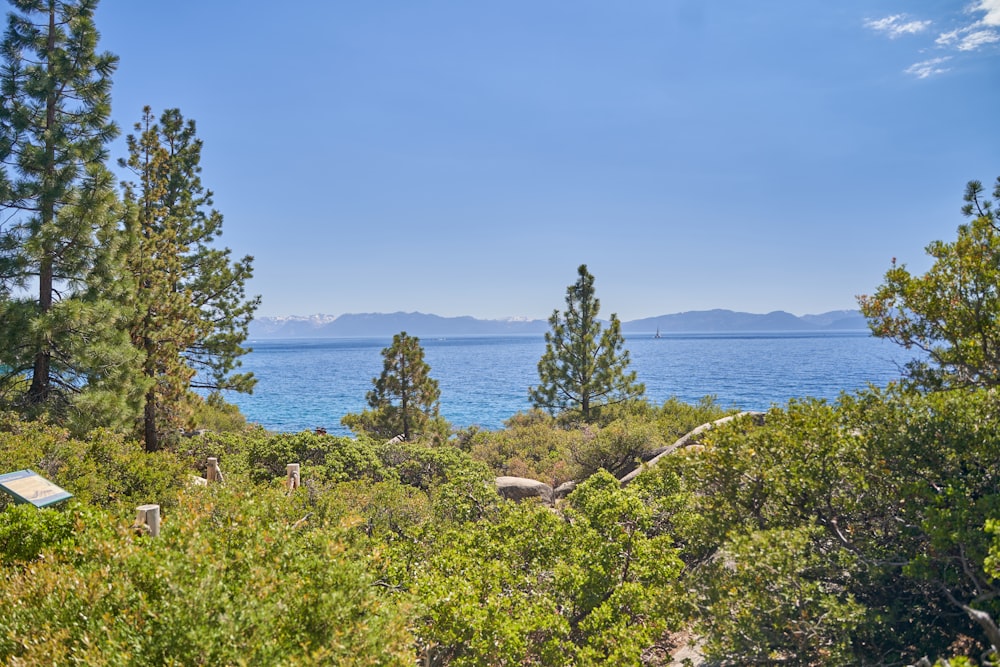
[0,469,72,507]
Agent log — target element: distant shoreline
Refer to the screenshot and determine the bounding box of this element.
[249,309,869,340]
[248,329,874,343]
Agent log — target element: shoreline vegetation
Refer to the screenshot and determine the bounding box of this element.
[4,386,1000,665]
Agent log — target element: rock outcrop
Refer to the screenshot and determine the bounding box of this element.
[495,476,554,505]
[553,480,578,500]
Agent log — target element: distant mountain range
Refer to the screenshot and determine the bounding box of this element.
[247,309,868,339]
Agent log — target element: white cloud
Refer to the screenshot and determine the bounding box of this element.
[904,56,952,78]
[867,4,998,80]
[957,28,1000,49]
[973,0,1000,27]
[865,14,932,38]
[935,23,1000,51]
[935,28,960,46]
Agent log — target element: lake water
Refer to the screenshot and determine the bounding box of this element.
[227,331,917,435]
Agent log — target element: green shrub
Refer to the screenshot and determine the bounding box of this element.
[0,485,414,666]
[187,390,249,432]
[469,411,579,485]
[650,395,731,438]
[0,503,76,565]
[468,399,731,486]
[241,431,389,484]
[0,415,189,511]
[568,415,665,479]
[696,524,865,664]
[407,471,685,666]
[185,429,391,486]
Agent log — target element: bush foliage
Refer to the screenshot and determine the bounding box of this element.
[2,389,1000,664]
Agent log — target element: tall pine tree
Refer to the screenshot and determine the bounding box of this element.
[530,264,644,422]
[120,107,198,450]
[120,106,258,450]
[0,0,145,430]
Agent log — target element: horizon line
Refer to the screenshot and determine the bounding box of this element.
[252,307,864,322]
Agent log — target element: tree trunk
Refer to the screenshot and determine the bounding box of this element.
[26,6,58,406]
[144,388,159,452]
[26,256,53,403]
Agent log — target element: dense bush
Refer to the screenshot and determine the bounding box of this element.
[178,429,391,486]
[467,398,730,485]
[401,471,685,666]
[467,409,580,485]
[2,387,999,665]
[646,389,1000,663]
[0,486,414,666]
[239,430,390,484]
[0,502,76,564]
[187,390,250,433]
[0,413,189,511]
[568,413,665,479]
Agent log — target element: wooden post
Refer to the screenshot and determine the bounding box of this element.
[135,504,160,537]
[207,457,224,483]
[287,463,300,491]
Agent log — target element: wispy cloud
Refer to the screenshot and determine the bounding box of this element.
[935,1,1000,51]
[936,24,1000,51]
[864,14,932,38]
[868,4,999,79]
[904,56,952,79]
[958,28,999,50]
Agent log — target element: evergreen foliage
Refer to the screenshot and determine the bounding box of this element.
[0,411,189,511]
[466,409,579,485]
[530,264,644,422]
[153,107,258,397]
[646,390,1000,662]
[0,491,415,666]
[0,0,145,430]
[119,106,259,451]
[405,471,684,665]
[120,106,199,450]
[465,398,730,486]
[342,331,444,442]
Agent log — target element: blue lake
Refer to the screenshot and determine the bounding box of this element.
[227,331,917,435]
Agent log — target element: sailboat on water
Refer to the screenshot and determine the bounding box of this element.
[654,326,661,339]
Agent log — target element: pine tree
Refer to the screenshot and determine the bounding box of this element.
[0,0,145,429]
[158,109,258,398]
[342,331,442,441]
[120,106,259,451]
[530,264,645,422]
[120,107,199,450]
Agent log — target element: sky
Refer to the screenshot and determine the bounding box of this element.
[90,1,1000,321]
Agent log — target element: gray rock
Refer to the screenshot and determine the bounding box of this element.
[553,480,578,500]
[495,476,554,505]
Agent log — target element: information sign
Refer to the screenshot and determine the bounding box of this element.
[0,469,72,507]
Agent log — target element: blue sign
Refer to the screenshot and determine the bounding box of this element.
[0,469,72,507]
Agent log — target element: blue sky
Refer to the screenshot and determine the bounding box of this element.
[93,1,999,320]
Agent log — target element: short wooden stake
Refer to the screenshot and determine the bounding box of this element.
[135,504,160,537]
[207,457,224,483]
[287,463,300,491]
